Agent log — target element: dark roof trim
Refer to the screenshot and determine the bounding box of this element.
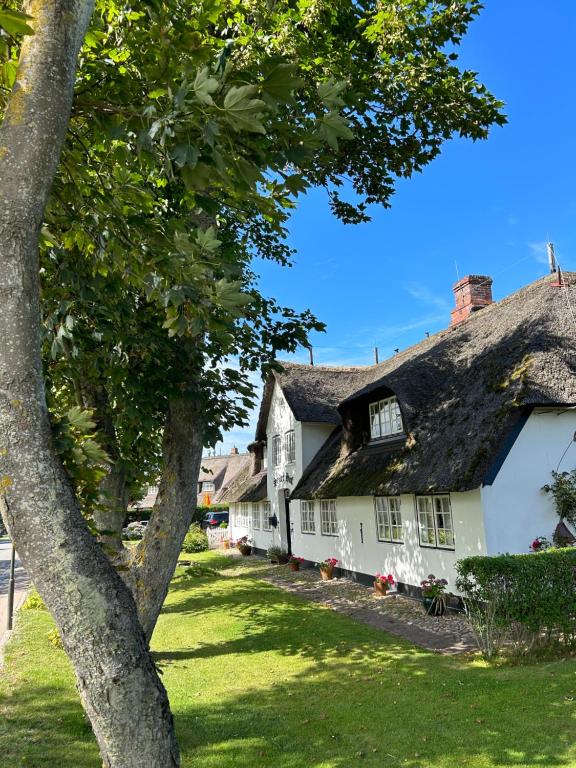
[482,407,532,486]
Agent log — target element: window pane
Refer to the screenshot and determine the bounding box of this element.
[320,500,338,535]
[252,503,260,529]
[285,430,296,463]
[262,501,271,530]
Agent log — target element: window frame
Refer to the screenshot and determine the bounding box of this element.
[284,429,296,464]
[320,499,338,537]
[239,502,249,528]
[272,434,282,467]
[369,396,404,440]
[374,496,403,543]
[262,501,272,531]
[251,502,260,530]
[301,500,316,535]
[202,481,215,493]
[416,495,455,550]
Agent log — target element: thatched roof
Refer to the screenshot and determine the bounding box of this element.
[198,453,251,503]
[223,467,267,503]
[291,273,576,498]
[255,364,368,440]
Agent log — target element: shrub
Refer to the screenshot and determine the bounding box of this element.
[182,524,208,553]
[267,546,288,564]
[22,590,46,611]
[456,548,576,660]
[47,628,63,649]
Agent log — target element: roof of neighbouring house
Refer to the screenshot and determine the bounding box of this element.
[284,272,576,498]
[132,452,250,510]
[197,452,251,503]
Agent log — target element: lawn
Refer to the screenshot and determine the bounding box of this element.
[1,550,576,767]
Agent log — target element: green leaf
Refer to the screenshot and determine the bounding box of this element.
[196,226,221,253]
[148,87,168,99]
[318,79,346,108]
[222,85,267,134]
[170,143,199,169]
[0,9,34,37]
[262,63,304,103]
[318,110,354,150]
[1,60,16,88]
[192,67,219,106]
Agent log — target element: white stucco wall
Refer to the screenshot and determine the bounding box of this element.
[301,422,336,468]
[289,491,486,594]
[481,407,576,555]
[229,502,282,551]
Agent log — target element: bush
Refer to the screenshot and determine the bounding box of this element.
[267,546,288,564]
[456,548,576,660]
[182,524,208,553]
[22,590,46,611]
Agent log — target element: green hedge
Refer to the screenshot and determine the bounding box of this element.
[456,548,576,659]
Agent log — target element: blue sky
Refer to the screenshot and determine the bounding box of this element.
[215,1,576,455]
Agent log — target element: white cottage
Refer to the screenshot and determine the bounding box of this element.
[228,272,576,596]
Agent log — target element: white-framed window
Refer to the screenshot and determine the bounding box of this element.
[262,501,272,531]
[375,496,403,543]
[272,435,282,466]
[202,481,215,492]
[239,502,249,527]
[301,500,316,534]
[263,445,268,470]
[320,499,338,536]
[369,397,403,439]
[417,496,454,549]
[148,485,159,496]
[285,430,296,463]
[251,503,260,530]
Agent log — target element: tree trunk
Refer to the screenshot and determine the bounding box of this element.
[127,396,205,641]
[0,3,179,765]
[87,385,128,553]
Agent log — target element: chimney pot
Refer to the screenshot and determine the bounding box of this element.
[450,275,493,326]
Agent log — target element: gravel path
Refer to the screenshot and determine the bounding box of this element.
[223,554,478,655]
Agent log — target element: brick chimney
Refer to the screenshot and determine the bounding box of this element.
[230,446,239,455]
[450,275,493,326]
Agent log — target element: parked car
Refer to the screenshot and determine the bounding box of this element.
[200,511,229,530]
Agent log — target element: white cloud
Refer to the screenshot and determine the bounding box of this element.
[404,282,450,311]
[528,241,549,265]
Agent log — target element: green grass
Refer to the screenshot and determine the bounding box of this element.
[2,550,576,767]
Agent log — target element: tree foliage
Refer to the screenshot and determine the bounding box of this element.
[4,0,505,506]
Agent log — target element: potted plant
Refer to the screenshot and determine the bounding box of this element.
[220,521,230,549]
[420,574,448,616]
[267,545,289,564]
[289,555,305,572]
[318,557,338,581]
[235,536,252,556]
[374,572,395,596]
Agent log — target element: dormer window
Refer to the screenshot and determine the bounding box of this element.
[369,396,403,439]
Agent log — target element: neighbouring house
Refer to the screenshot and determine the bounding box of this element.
[228,271,576,595]
[132,448,250,514]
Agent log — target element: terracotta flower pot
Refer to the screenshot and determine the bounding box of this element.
[320,565,334,581]
[289,561,300,572]
[374,580,390,596]
[223,540,230,550]
[238,544,252,556]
